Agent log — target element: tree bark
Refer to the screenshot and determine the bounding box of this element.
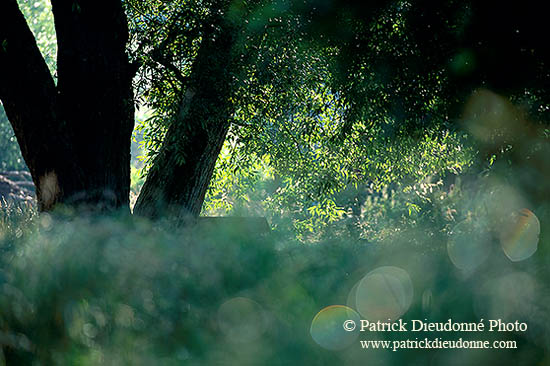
[0,0,134,211]
[134,18,237,219]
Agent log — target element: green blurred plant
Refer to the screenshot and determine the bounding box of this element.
[0,108,26,171]
[1,192,549,364]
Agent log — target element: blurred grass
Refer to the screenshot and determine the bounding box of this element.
[0,200,36,258]
[1,176,549,366]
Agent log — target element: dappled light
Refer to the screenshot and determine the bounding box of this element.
[1,0,549,365]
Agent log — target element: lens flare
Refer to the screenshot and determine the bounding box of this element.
[447,219,491,271]
[499,208,540,262]
[353,266,413,321]
[217,297,267,343]
[310,305,360,350]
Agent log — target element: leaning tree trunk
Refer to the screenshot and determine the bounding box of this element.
[0,0,134,212]
[134,18,237,219]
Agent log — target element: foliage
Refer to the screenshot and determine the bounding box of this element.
[0,200,36,245]
[3,0,545,234]
[0,108,26,171]
[124,0,481,235]
[1,1,549,363]
[16,0,57,75]
[202,122,476,239]
[1,183,549,364]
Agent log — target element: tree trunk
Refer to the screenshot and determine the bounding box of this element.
[0,0,134,212]
[134,19,237,219]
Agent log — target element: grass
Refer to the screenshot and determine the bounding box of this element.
[0,170,548,365]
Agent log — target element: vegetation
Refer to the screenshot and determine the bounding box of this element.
[0,110,25,171]
[0,0,549,364]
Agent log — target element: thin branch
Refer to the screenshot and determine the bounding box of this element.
[152,56,189,85]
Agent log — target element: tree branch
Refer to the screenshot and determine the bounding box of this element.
[152,55,189,85]
[0,0,60,178]
[50,0,134,136]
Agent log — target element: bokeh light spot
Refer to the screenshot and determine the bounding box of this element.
[310,305,360,350]
[40,213,53,230]
[354,266,413,321]
[499,208,540,261]
[447,219,491,271]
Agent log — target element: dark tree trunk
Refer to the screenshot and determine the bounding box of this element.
[134,19,237,219]
[0,0,134,212]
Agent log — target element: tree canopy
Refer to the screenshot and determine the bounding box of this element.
[0,0,548,229]
[1,1,549,364]
[129,0,548,234]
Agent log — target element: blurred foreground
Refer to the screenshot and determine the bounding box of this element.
[0,169,548,365]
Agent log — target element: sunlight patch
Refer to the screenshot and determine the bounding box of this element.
[39,172,59,209]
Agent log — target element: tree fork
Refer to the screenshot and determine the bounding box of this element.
[0,0,134,211]
[0,0,81,211]
[51,0,135,211]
